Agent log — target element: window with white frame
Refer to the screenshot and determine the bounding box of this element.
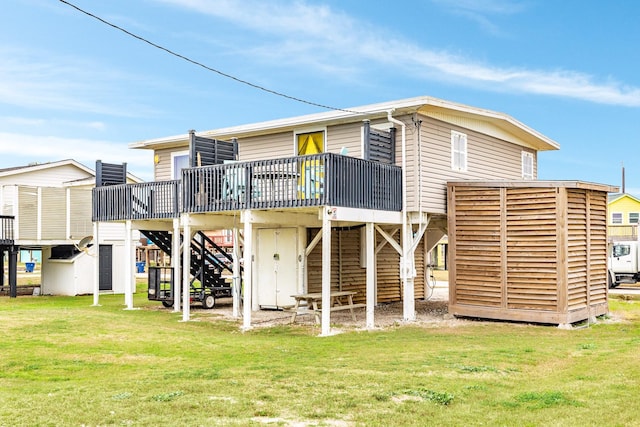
[451,131,467,172]
[629,212,639,224]
[522,151,534,180]
[612,212,623,224]
[171,151,189,180]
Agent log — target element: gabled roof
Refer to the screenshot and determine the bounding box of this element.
[0,159,94,178]
[0,159,143,185]
[608,193,640,205]
[130,95,560,152]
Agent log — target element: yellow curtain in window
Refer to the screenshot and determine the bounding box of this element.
[297,131,324,155]
[297,131,324,199]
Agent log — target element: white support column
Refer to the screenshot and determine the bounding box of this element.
[232,226,240,318]
[92,222,100,306]
[66,188,71,240]
[182,214,191,322]
[402,223,416,321]
[123,220,135,310]
[36,187,42,241]
[366,222,375,329]
[242,211,253,330]
[320,210,332,336]
[387,110,414,322]
[172,218,181,312]
[124,220,134,309]
[298,226,307,294]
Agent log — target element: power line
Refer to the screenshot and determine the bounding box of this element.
[59,0,362,115]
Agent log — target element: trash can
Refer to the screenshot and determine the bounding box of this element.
[25,262,35,273]
[136,261,145,273]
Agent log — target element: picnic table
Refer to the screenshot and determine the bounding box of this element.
[289,291,365,324]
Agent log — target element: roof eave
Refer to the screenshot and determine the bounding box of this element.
[129,95,559,152]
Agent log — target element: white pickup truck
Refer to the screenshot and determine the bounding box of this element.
[608,240,640,288]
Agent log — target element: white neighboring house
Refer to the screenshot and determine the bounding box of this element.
[0,159,141,295]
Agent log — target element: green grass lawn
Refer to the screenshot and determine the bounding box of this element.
[1,293,639,426]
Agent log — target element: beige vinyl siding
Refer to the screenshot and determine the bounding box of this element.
[153,147,183,181]
[12,186,93,241]
[326,122,364,157]
[18,186,37,240]
[1,185,16,216]
[152,124,366,181]
[41,187,66,240]
[238,131,293,161]
[69,188,93,240]
[0,164,92,188]
[412,116,537,214]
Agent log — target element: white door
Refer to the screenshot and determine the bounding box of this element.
[257,228,298,308]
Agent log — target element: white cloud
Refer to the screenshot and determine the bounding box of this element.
[430,0,527,35]
[0,132,153,181]
[0,116,108,132]
[154,0,640,107]
[0,47,159,117]
[431,0,527,15]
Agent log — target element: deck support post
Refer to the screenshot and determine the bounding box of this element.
[172,218,181,312]
[232,225,241,318]
[320,209,332,336]
[124,220,134,309]
[181,214,191,322]
[242,210,253,330]
[92,222,100,306]
[366,222,375,329]
[8,246,17,298]
[402,219,416,322]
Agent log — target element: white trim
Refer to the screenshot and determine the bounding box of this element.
[293,126,327,155]
[0,159,94,179]
[130,96,560,153]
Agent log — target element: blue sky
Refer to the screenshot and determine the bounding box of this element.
[1,0,639,191]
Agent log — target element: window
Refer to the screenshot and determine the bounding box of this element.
[171,151,189,180]
[451,131,467,172]
[613,244,630,258]
[521,151,534,180]
[612,212,623,224]
[296,130,325,199]
[630,213,639,224]
[296,130,324,155]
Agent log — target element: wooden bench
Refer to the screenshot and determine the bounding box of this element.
[290,291,365,324]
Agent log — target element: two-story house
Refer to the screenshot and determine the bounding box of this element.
[93,96,559,334]
[608,193,640,241]
[1,159,141,296]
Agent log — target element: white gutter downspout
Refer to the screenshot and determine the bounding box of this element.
[387,110,415,321]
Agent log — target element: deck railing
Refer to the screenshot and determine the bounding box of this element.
[92,154,402,221]
[608,224,638,241]
[182,153,402,213]
[92,180,181,222]
[0,215,15,245]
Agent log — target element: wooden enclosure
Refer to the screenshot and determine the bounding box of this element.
[447,180,617,325]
